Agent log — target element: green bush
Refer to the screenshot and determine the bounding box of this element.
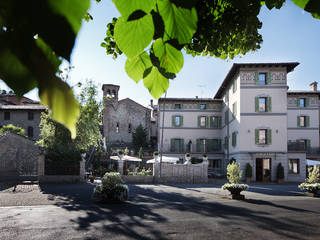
[307,166,320,184]
[101,172,122,189]
[277,163,284,180]
[0,124,25,136]
[226,162,242,184]
[245,163,252,178]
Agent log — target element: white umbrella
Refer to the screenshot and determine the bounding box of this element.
[307,159,320,166]
[110,155,142,162]
[147,156,179,164]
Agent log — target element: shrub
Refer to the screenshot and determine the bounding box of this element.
[307,166,320,183]
[203,154,207,158]
[277,163,284,180]
[226,162,242,184]
[128,167,152,176]
[298,183,320,194]
[117,149,124,155]
[101,172,122,189]
[222,183,248,195]
[245,163,252,178]
[0,124,25,136]
[153,151,159,156]
[185,153,191,157]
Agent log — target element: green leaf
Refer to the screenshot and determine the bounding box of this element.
[157,0,198,44]
[39,79,80,139]
[143,67,169,99]
[48,0,90,34]
[293,0,320,19]
[125,51,152,83]
[114,15,154,58]
[112,0,155,18]
[152,38,183,74]
[35,37,62,71]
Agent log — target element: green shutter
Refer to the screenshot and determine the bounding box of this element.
[254,72,259,84]
[306,98,310,107]
[181,104,184,109]
[170,139,175,152]
[196,139,200,152]
[255,97,259,112]
[267,97,272,112]
[180,139,184,152]
[172,116,175,127]
[218,117,222,128]
[306,116,310,127]
[232,132,236,147]
[255,129,259,144]
[206,116,209,128]
[267,129,272,145]
[171,104,174,109]
[207,139,213,152]
[297,116,300,127]
[197,116,201,127]
[197,104,200,109]
[209,116,213,128]
[217,139,222,151]
[297,98,300,107]
[267,72,272,84]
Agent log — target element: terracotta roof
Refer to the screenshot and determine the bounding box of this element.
[158,98,222,103]
[118,98,151,110]
[0,105,46,110]
[214,62,300,99]
[287,90,320,95]
[0,94,46,110]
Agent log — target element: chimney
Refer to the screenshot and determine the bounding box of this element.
[310,81,318,91]
[150,99,153,108]
[195,96,198,99]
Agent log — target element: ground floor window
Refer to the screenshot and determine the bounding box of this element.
[208,159,221,169]
[289,159,299,174]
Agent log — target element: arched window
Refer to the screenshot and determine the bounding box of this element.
[116,122,119,133]
[128,124,132,133]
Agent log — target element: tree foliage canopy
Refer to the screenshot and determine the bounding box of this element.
[132,124,148,151]
[0,124,25,136]
[0,0,319,136]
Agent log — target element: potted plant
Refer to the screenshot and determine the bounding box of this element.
[124,147,129,155]
[263,169,271,182]
[299,166,320,197]
[245,163,252,183]
[202,153,208,164]
[221,162,249,200]
[185,153,191,160]
[117,149,124,159]
[153,151,159,162]
[277,163,284,183]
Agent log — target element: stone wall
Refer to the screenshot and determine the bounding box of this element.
[0,132,39,180]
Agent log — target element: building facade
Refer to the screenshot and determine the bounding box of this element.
[102,84,152,148]
[158,62,320,182]
[0,93,46,140]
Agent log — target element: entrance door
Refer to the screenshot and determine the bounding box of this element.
[256,158,271,182]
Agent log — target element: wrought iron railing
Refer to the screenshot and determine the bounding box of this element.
[288,142,320,155]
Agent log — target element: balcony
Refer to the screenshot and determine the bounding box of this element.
[288,142,320,160]
[160,143,223,154]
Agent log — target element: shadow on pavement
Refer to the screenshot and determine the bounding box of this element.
[39,183,319,240]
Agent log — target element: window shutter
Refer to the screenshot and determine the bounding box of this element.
[207,139,213,152]
[296,98,300,107]
[197,104,200,109]
[206,116,209,128]
[306,98,310,107]
[217,139,222,151]
[170,139,175,152]
[180,139,184,152]
[267,97,272,112]
[255,129,259,144]
[196,139,200,152]
[307,140,311,151]
[197,116,201,127]
[171,104,174,109]
[306,116,310,127]
[172,116,175,127]
[254,72,259,84]
[255,97,259,112]
[209,116,213,128]
[267,72,272,84]
[267,129,272,145]
[232,132,236,147]
[297,116,300,127]
[181,104,184,109]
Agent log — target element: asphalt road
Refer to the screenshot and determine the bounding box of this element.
[0,183,319,240]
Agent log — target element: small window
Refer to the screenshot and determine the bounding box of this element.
[199,139,206,152]
[259,97,267,112]
[128,124,132,133]
[233,79,237,93]
[289,159,299,174]
[299,116,306,127]
[212,159,221,169]
[232,132,237,147]
[116,122,119,133]
[174,104,181,110]
[232,102,237,118]
[212,116,219,129]
[27,126,33,138]
[200,104,206,110]
[259,129,267,144]
[200,116,206,128]
[259,73,267,85]
[28,112,34,120]
[4,111,10,120]
[299,98,306,107]
[174,116,182,127]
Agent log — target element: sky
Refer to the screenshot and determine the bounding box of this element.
[1,0,320,107]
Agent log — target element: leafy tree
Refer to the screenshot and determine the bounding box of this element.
[132,124,147,151]
[245,163,253,178]
[0,124,25,136]
[277,163,284,180]
[1,0,319,136]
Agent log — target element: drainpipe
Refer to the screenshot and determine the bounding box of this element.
[159,92,167,178]
[226,97,230,172]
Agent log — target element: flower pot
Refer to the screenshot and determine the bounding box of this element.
[185,155,191,161]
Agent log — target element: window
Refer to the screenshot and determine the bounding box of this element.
[212,139,222,151]
[174,116,182,127]
[299,98,305,107]
[174,104,182,109]
[232,79,237,93]
[232,132,237,147]
[299,116,306,127]
[116,122,119,133]
[28,112,34,120]
[259,129,267,144]
[259,73,267,85]
[209,159,222,169]
[289,159,299,174]
[27,126,33,138]
[199,139,206,152]
[259,97,267,112]
[211,116,220,129]
[199,116,207,128]
[128,124,132,133]
[200,104,206,110]
[298,139,310,151]
[232,102,237,118]
[224,110,228,125]
[171,139,184,152]
[4,111,10,120]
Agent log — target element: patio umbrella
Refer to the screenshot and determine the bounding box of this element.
[146,156,179,164]
[110,155,142,162]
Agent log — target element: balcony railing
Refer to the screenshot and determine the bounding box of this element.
[288,142,320,156]
[160,143,223,154]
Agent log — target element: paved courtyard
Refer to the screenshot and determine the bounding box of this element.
[0,182,319,240]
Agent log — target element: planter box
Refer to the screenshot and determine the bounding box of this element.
[231,194,245,200]
[122,175,154,184]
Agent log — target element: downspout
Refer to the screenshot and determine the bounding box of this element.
[159,92,167,178]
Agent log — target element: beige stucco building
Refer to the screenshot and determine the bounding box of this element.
[158,62,320,182]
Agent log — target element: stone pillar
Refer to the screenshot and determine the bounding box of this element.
[79,160,85,182]
[38,154,45,177]
[153,162,160,183]
[118,160,124,175]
